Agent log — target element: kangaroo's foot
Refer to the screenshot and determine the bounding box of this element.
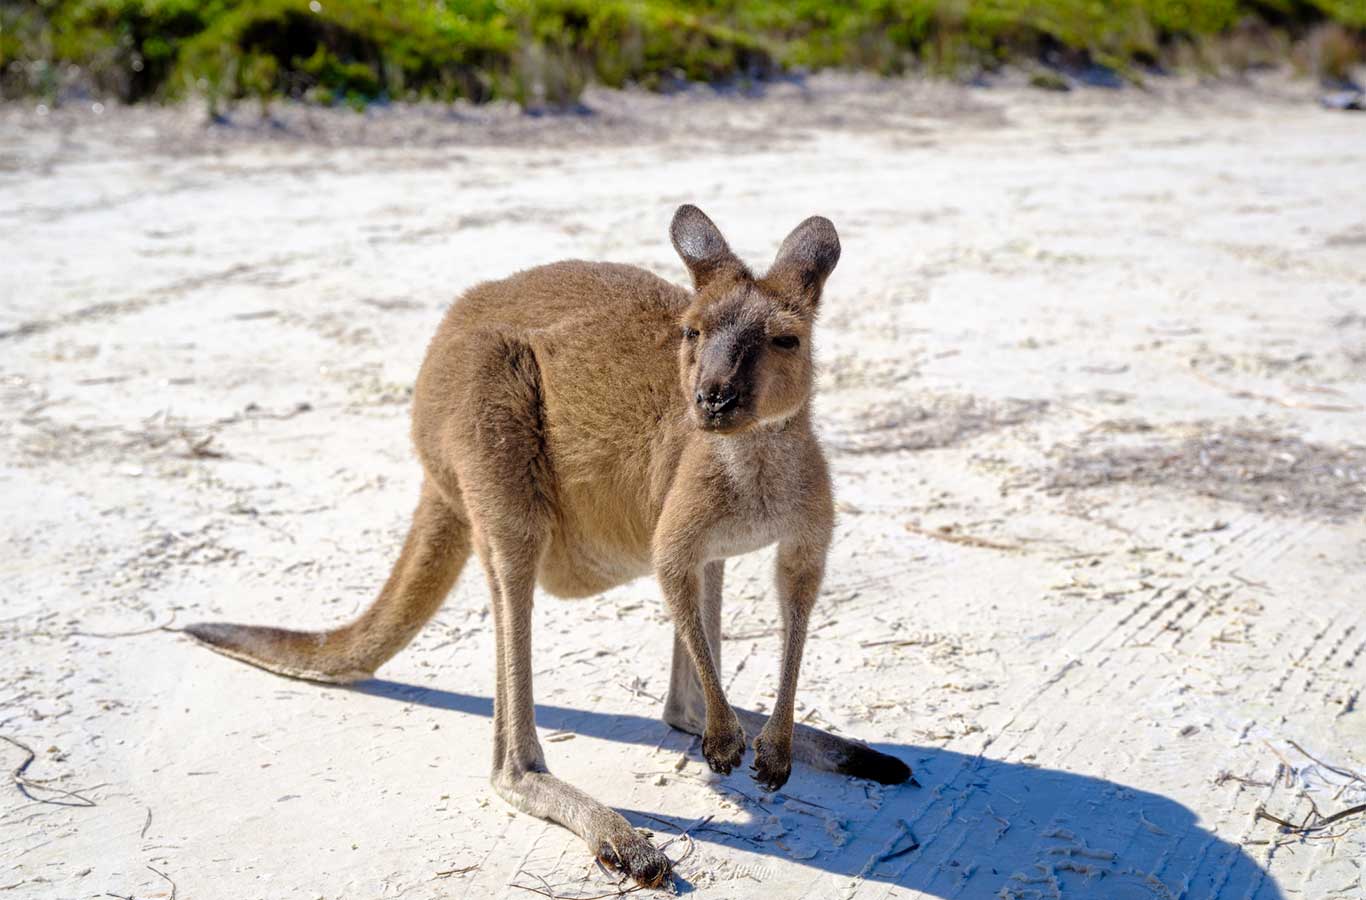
[493,769,672,888]
[593,828,672,888]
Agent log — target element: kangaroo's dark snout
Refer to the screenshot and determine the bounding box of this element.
[696,383,739,416]
[692,324,755,423]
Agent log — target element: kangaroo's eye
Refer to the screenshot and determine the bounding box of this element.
[772,335,800,350]
[682,327,700,342]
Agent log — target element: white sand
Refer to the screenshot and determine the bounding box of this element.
[2,74,1364,899]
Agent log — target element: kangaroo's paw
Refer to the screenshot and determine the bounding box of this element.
[750,732,792,792]
[701,721,745,775]
[595,828,672,889]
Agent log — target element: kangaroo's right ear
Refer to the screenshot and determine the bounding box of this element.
[764,215,840,308]
[671,205,744,292]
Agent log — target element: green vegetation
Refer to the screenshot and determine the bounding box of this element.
[3,0,1363,109]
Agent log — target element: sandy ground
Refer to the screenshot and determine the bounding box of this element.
[2,73,1365,900]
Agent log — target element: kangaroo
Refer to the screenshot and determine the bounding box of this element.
[187,205,912,886]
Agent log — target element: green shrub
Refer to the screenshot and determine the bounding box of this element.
[3,0,1363,108]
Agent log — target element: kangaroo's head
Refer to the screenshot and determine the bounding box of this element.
[670,204,840,435]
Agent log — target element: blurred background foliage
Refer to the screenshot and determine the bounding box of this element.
[2,0,1363,109]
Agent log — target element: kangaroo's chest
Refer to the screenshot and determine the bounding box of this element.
[702,441,801,560]
[536,429,807,595]
[704,513,782,561]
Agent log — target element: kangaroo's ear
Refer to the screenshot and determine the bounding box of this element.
[764,216,840,308]
[671,204,743,292]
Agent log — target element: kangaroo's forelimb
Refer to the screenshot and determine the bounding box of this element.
[661,559,911,787]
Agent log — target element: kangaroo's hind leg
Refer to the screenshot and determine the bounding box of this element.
[458,334,672,888]
[477,532,671,887]
[187,480,471,683]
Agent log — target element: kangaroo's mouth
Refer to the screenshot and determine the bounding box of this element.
[696,409,753,435]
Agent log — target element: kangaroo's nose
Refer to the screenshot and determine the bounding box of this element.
[696,385,739,416]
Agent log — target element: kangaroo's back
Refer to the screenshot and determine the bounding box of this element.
[416,259,694,512]
[437,260,687,339]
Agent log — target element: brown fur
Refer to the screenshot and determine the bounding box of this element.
[186,205,911,886]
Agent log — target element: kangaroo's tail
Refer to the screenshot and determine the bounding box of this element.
[186,483,471,684]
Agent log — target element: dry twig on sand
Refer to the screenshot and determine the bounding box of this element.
[876,819,920,863]
[509,874,645,900]
[1254,803,1366,834]
[1287,739,1366,785]
[146,866,177,900]
[69,612,178,639]
[1187,361,1362,413]
[1254,741,1366,835]
[904,523,1024,552]
[0,734,97,808]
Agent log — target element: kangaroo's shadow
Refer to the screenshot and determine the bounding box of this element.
[354,679,1281,899]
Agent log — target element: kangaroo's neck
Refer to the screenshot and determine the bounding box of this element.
[704,404,814,488]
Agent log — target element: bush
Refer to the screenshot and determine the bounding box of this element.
[2,0,1363,108]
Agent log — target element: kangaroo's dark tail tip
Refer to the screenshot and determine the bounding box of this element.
[841,742,914,785]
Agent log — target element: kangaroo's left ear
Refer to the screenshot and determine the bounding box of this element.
[763,215,841,308]
[671,204,745,292]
